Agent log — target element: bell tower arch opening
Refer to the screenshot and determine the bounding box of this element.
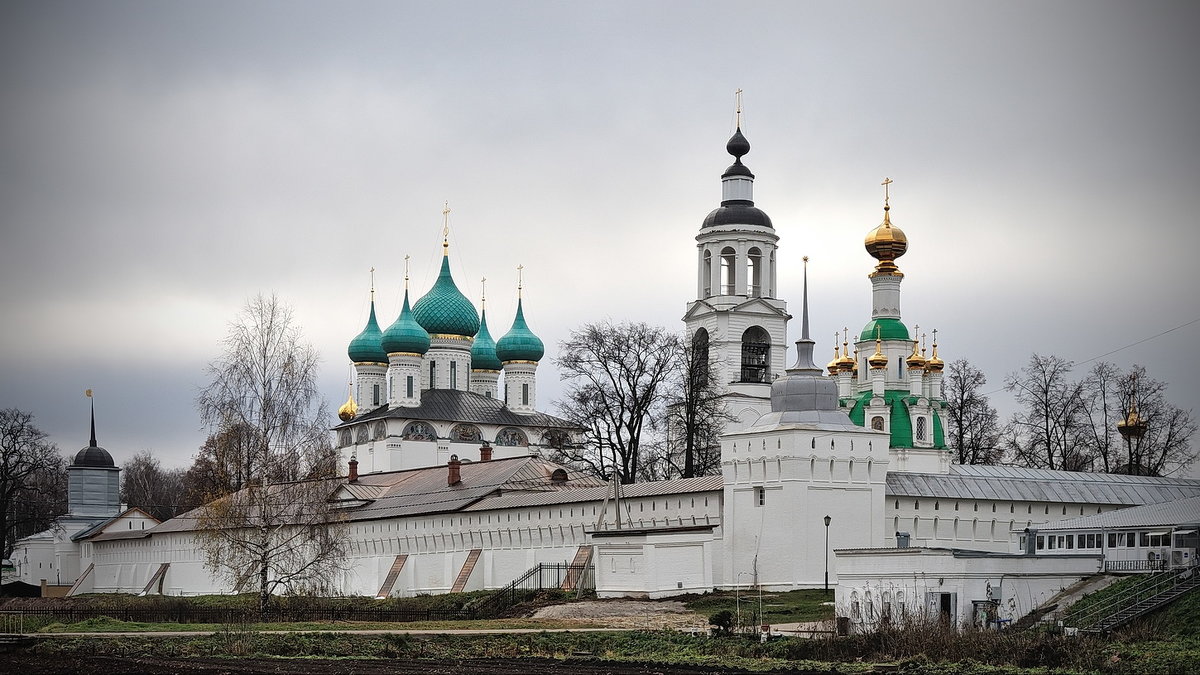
[740,326,770,383]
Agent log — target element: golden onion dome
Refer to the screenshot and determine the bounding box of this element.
[836,339,855,373]
[906,339,927,369]
[925,341,944,372]
[868,337,888,369]
[864,199,907,276]
[337,388,358,422]
[826,340,841,375]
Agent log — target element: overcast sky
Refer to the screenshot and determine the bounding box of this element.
[2,1,1197,475]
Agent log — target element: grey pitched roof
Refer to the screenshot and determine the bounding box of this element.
[71,508,160,542]
[462,475,723,512]
[139,456,606,535]
[334,388,580,431]
[887,465,1200,505]
[1034,495,1200,532]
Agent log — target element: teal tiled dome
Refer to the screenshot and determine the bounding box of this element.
[496,299,544,362]
[348,299,388,364]
[860,318,910,342]
[381,290,431,355]
[412,255,480,338]
[471,309,502,371]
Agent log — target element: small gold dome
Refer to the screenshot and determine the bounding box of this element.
[337,390,358,422]
[827,341,841,375]
[925,341,944,372]
[868,337,888,369]
[865,206,908,276]
[836,339,855,373]
[906,339,926,369]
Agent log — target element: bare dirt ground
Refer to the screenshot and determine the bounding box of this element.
[531,599,709,631]
[0,654,804,674]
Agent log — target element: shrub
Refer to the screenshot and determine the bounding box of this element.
[709,610,734,635]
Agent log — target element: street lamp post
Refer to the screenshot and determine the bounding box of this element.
[824,515,832,597]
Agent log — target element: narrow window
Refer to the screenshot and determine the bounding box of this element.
[703,250,713,297]
[756,487,765,506]
[429,362,436,388]
[373,384,381,406]
[450,361,457,389]
[406,376,414,398]
[720,247,736,295]
[522,383,529,405]
[748,247,762,297]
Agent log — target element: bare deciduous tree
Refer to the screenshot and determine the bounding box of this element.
[120,450,191,522]
[0,409,65,558]
[664,329,729,478]
[1004,354,1091,471]
[194,294,344,613]
[1081,363,1196,476]
[943,359,1004,465]
[552,321,678,484]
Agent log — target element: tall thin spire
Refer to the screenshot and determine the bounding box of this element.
[787,256,820,374]
[517,264,524,299]
[369,267,375,302]
[85,389,96,447]
[801,256,810,340]
[734,88,743,128]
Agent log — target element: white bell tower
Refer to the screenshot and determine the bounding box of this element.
[683,99,789,431]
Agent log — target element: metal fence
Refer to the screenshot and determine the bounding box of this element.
[1104,559,1170,573]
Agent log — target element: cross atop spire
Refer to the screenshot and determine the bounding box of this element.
[517,264,524,298]
[735,88,744,128]
[881,177,893,208]
[480,276,487,308]
[369,267,376,301]
[441,201,451,253]
[404,255,411,288]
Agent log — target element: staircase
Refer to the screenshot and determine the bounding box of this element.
[560,545,593,590]
[451,549,482,593]
[1067,565,1200,634]
[375,554,408,599]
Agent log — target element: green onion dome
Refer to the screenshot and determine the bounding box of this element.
[496,298,544,363]
[412,255,480,337]
[348,299,388,364]
[471,309,503,371]
[860,318,910,342]
[381,289,431,355]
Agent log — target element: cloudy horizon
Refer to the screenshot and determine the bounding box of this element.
[2,1,1197,476]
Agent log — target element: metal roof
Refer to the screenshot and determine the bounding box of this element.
[887,465,1200,505]
[335,388,580,431]
[1034,495,1200,532]
[141,456,607,534]
[462,475,723,512]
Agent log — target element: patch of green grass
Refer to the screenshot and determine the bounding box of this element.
[682,589,834,625]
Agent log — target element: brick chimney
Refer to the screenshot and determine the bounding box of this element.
[348,455,359,483]
[479,443,493,462]
[447,454,461,486]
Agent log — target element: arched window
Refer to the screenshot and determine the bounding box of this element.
[338,429,352,447]
[692,328,710,386]
[740,326,770,383]
[703,250,712,297]
[748,247,762,296]
[871,416,885,431]
[541,429,571,449]
[373,421,387,440]
[720,247,736,295]
[401,421,436,441]
[916,416,927,441]
[451,424,482,442]
[355,425,369,443]
[495,427,528,446]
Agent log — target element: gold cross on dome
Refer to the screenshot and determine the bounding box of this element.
[441,201,451,247]
[881,177,893,206]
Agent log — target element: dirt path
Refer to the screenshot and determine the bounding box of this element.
[531,599,709,631]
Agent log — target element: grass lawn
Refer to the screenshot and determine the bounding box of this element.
[682,589,834,625]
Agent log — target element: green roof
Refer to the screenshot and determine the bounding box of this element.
[848,389,949,450]
[348,299,388,364]
[496,298,544,362]
[381,290,431,355]
[471,309,503,371]
[860,318,910,342]
[412,255,480,338]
